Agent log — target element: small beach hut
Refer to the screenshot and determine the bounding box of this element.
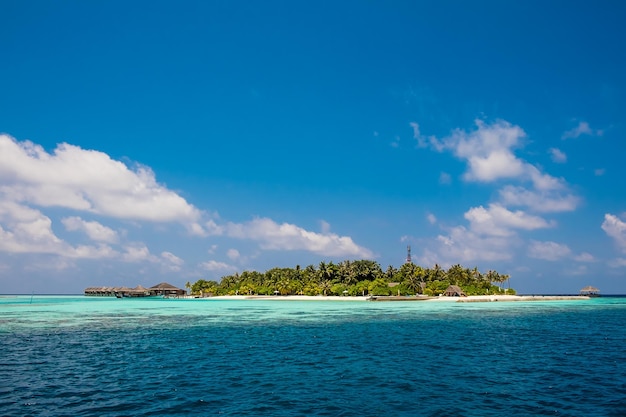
[579,286,600,296]
[443,285,467,297]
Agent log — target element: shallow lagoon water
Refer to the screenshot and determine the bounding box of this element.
[2,296,625,416]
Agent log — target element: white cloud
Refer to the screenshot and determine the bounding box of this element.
[420,225,515,264]
[594,168,606,176]
[211,217,373,258]
[439,172,451,185]
[561,121,602,139]
[602,213,626,253]
[447,120,526,182]
[574,252,595,262]
[122,244,157,262]
[410,122,442,150]
[527,240,572,261]
[417,120,566,191]
[226,248,240,260]
[526,166,565,191]
[426,213,437,225]
[0,135,374,266]
[465,150,526,182]
[203,219,224,236]
[549,148,567,163]
[207,244,218,254]
[498,186,579,213]
[200,260,237,272]
[0,200,117,259]
[161,251,184,271]
[409,119,584,269]
[464,204,553,237]
[0,134,201,224]
[62,216,119,243]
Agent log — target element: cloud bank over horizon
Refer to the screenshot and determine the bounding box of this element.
[0,134,374,282]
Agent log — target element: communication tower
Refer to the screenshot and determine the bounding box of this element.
[405,245,412,264]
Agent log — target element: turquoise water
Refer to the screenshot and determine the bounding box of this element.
[1,296,625,416]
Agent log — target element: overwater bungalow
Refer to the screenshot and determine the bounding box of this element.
[148,282,186,297]
[85,282,186,297]
[580,286,600,296]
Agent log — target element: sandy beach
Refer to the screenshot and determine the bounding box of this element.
[200,294,589,302]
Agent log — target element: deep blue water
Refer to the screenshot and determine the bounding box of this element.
[1,296,626,416]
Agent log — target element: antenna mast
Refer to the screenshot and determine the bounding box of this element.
[406,245,412,264]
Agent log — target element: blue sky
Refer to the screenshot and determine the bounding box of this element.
[1,0,625,294]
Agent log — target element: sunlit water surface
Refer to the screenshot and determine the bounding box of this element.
[1,296,625,416]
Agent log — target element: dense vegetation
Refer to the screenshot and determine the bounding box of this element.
[188,260,514,297]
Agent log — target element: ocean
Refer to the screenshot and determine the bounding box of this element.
[1,296,625,416]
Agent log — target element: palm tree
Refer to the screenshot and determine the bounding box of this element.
[318,261,337,284]
[319,279,332,296]
[276,276,292,295]
[405,273,422,294]
[385,265,398,281]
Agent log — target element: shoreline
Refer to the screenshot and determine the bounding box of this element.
[199,294,590,302]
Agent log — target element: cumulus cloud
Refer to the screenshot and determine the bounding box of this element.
[122,244,157,262]
[0,200,117,259]
[498,186,579,213]
[602,213,626,253]
[410,119,583,267]
[161,251,184,271]
[62,216,119,243]
[426,213,437,225]
[464,204,553,237]
[0,134,374,269]
[207,217,373,258]
[416,120,567,191]
[445,120,527,182]
[549,148,567,163]
[422,225,515,264]
[200,260,237,272]
[0,134,201,224]
[527,240,572,261]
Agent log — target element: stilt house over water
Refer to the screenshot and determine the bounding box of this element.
[85,282,186,297]
[579,286,600,296]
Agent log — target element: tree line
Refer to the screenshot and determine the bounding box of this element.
[187,260,514,297]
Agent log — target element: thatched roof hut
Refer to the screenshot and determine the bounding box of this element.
[86,282,186,297]
[443,285,467,297]
[149,282,186,297]
[128,285,150,297]
[580,286,600,296]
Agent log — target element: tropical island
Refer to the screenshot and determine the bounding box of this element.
[188,259,514,298]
